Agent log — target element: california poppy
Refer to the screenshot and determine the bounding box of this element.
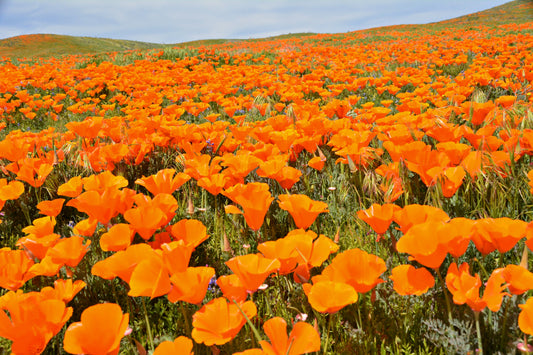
[470,217,528,255]
[91,243,156,283]
[303,280,358,313]
[225,254,281,293]
[396,221,449,269]
[197,173,229,196]
[519,297,533,336]
[168,266,215,304]
[502,265,533,295]
[257,229,338,282]
[0,179,24,209]
[127,255,171,299]
[278,194,328,230]
[316,248,386,293]
[259,317,321,355]
[191,297,257,346]
[308,156,326,171]
[160,240,195,274]
[63,303,130,355]
[217,274,249,303]
[46,235,91,268]
[99,223,135,252]
[153,336,194,355]
[0,289,72,354]
[0,248,36,291]
[393,204,449,233]
[170,219,209,248]
[357,203,401,236]
[389,264,435,296]
[222,182,274,231]
[124,205,167,240]
[36,198,65,217]
[46,278,86,304]
[135,168,190,195]
[445,262,508,312]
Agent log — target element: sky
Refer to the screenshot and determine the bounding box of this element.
[0,0,513,44]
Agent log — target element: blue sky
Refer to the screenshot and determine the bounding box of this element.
[0,0,512,44]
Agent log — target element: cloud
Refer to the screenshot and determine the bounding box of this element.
[0,0,511,43]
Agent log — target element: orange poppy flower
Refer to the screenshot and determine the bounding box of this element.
[257,229,338,282]
[303,280,358,313]
[159,240,194,273]
[225,254,281,292]
[170,219,209,248]
[259,317,321,355]
[0,289,73,354]
[519,297,533,336]
[99,223,135,252]
[67,189,123,225]
[0,179,24,209]
[471,217,528,255]
[278,194,328,230]
[317,248,386,293]
[134,193,178,226]
[502,265,533,295]
[46,236,91,268]
[256,156,302,189]
[389,264,435,296]
[220,152,262,183]
[135,168,190,195]
[168,266,215,304]
[36,198,65,217]
[63,303,130,355]
[25,255,62,280]
[82,171,129,192]
[357,203,401,236]
[91,243,156,283]
[217,274,249,302]
[16,216,59,260]
[127,255,171,299]
[124,205,167,240]
[308,156,326,171]
[72,217,98,237]
[197,173,229,196]
[222,182,274,231]
[440,217,473,258]
[438,166,466,198]
[153,336,194,355]
[396,221,449,269]
[445,263,508,312]
[191,297,257,346]
[0,248,36,291]
[46,278,86,304]
[393,204,449,233]
[15,158,53,188]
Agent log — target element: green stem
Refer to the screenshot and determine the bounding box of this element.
[323,312,334,355]
[500,296,511,350]
[475,311,484,355]
[436,268,452,323]
[232,299,263,344]
[141,297,155,352]
[179,301,191,336]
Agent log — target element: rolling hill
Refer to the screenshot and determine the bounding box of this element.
[0,0,531,60]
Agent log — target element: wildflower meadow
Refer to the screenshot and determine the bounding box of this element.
[0,0,532,354]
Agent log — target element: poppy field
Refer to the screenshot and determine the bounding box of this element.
[0,1,532,354]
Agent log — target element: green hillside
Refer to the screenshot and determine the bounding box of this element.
[0,0,530,60]
[0,34,166,59]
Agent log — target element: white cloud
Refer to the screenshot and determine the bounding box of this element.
[0,0,511,43]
